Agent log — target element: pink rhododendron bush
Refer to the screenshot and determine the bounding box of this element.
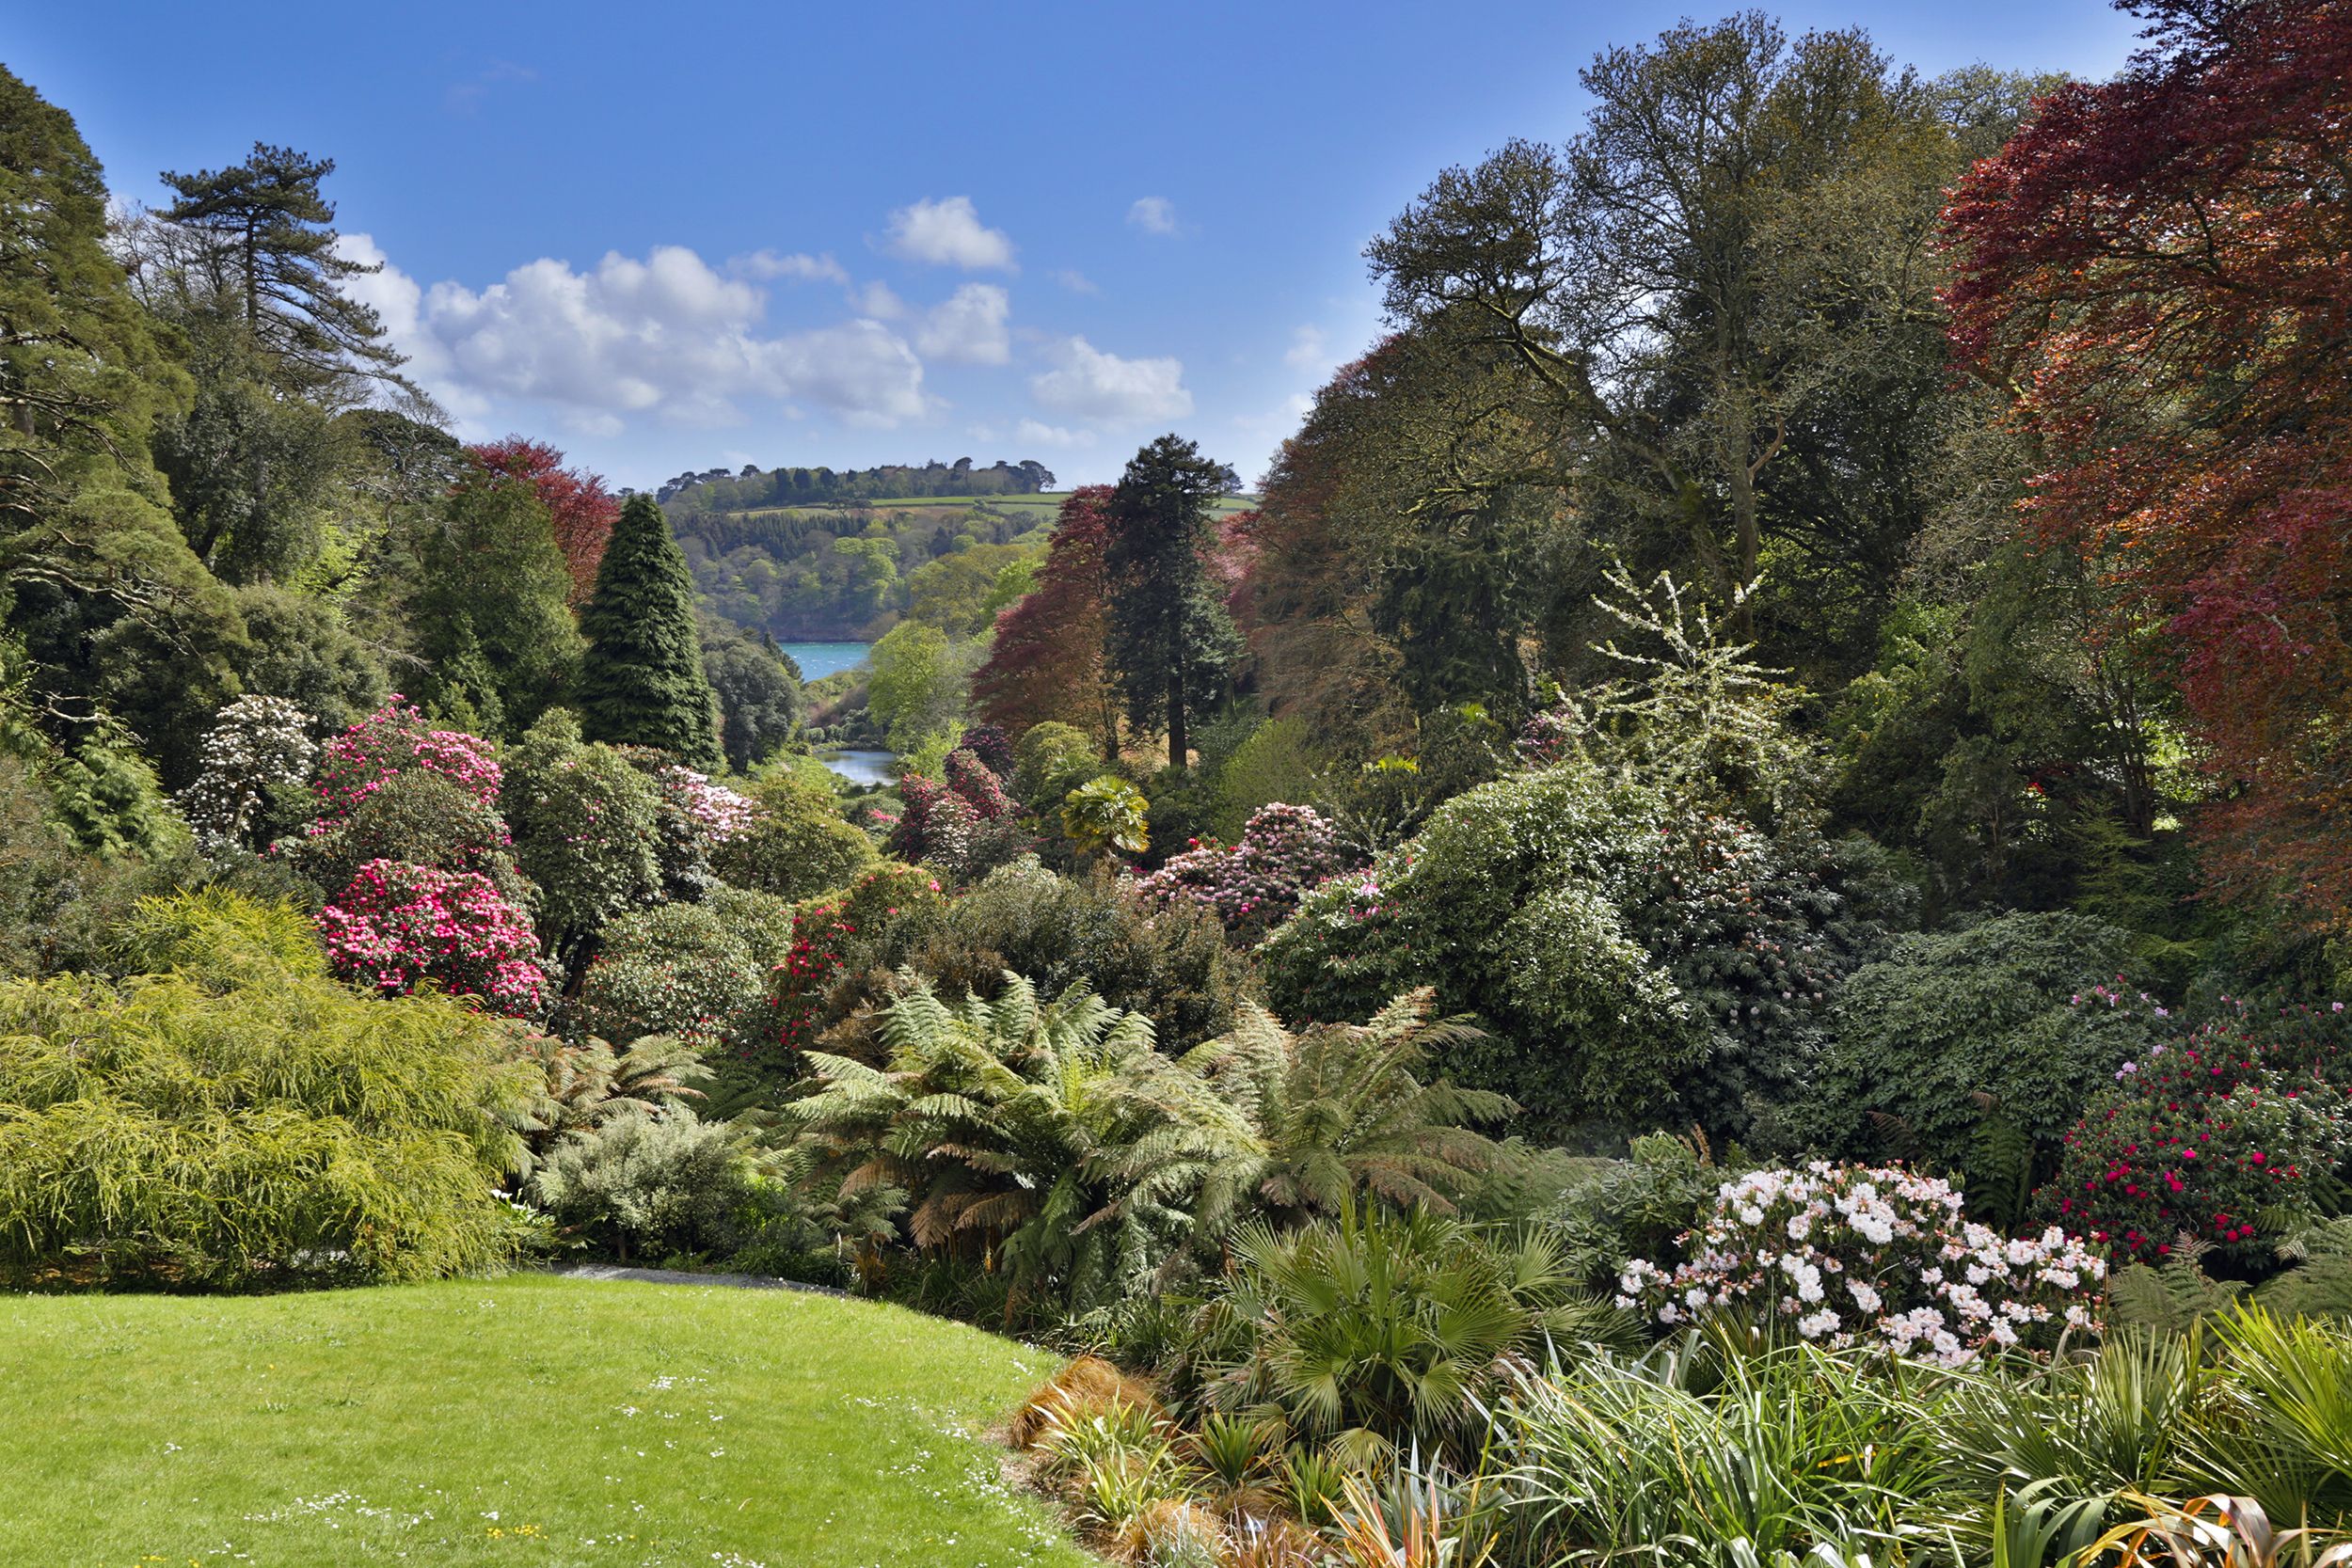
[1618,1163,2104,1365]
[311,696,503,824]
[1129,801,1350,936]
[318,858,552,1019]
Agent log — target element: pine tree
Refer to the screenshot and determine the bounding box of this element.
[575,495,720,768]
[1103,436,1240,769]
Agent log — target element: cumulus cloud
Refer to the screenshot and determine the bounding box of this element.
[884,196,1015,270]
[337,235,928,430]
[1050,268,1100,294]
[1030,335,1192,422]
[1284,325,1328,370]
[853,280,908,320]
[735,249,849,284]
[914,283,1010,365]
[1127,196,1179,235]
[1015,418,1097,449]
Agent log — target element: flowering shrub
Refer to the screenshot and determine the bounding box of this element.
[178,695,317,849]
[312,697,501,826]
[1129,802,1351,938]
[653,765,755,845]
[2047,1004,2352,1264]
[751,863,945,1062]
[890,774,977,869]
[945,747,1014,821]
[1619,1163,2105,1365]
[891,752,1031,879]
[958,722,1014,776]
[318,859,551,1019]
[576,903,761,1049]
[293,769,527,904]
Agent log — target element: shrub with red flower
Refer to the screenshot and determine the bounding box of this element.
[888,750,1031,879]
[1129,801,1351,938]
[957,723,1014,776]
[750,863,946,1063]
[318,859,551,1020]
[312,697,503,828]
[2045,1003,2352,1265]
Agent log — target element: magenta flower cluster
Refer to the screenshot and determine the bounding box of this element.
[317,858,551,1019]
[1129,802,1351,936]
[311,696,504,829]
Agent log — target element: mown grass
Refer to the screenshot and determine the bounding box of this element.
[0,1274,1092,1568]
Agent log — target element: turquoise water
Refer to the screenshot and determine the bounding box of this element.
[777,641,870,682]
[818,749,898,788]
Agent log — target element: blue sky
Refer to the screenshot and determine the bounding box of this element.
[13,2,2143,491]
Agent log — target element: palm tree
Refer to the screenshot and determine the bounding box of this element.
[787,971,1260,1313]
[1182,1203,1633,1465]
[1184,988,1515,1233]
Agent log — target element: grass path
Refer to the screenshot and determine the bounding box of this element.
[0,1274,1094,1568]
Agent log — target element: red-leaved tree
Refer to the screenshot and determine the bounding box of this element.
[1941,0,2352,923]
[970,485,1119,754]
[466,436,623,604]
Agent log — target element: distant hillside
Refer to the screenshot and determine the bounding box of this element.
[653,456,1056,509]
[669,461,1256,643]
[676,494,1057,642]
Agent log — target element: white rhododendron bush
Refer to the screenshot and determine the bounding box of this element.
[1618,1163,2104,1365]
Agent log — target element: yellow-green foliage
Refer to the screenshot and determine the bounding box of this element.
[1213,718,1321,842]
[0,891,538,1289]
[111,885,326,989]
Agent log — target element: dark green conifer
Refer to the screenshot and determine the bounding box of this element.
[575,495,720,768]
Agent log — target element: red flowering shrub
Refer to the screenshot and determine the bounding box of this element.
[889,752,1031,879]
[312,697,503,827]
[752,863,946,1062]
[1130,801,1351,938]
[318,859,551,1019]
[945,747,1014,821]
[958,723,1014,776]
[2046,1004,2352,1264]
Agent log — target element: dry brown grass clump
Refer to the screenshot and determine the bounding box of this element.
[1007,1354,1164,1449]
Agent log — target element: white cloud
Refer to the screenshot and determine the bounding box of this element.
[339,234,928,430]
[1015,418,1097,449]
[1050,268,1099,294]
[884,196,1015,270]
[1284,324,1327,370]
[735,249,849,284]
[854,280,907,320]
[1030,335,1191,422]
[1127,196,1179,236]
[914,283,1010,365]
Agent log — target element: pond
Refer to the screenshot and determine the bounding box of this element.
[818,749,898,788]
[776,641,871,682]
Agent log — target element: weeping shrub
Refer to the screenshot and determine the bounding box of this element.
[528,1105,774,1263]
[0,892,539,1289]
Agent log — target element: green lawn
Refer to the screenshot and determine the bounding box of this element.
[0,1275,1094,1568]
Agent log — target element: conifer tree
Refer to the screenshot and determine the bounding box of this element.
[1104,436,1240,769]
[575,495,720,768]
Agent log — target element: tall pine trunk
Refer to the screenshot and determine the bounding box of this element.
[1167,668,1186,770]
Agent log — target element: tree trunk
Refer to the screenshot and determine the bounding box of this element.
[1167,668,1186,770]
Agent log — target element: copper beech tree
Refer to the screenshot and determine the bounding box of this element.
[465,436,621,604]
[970,485,1120,757]
[1941,0,2352,923]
